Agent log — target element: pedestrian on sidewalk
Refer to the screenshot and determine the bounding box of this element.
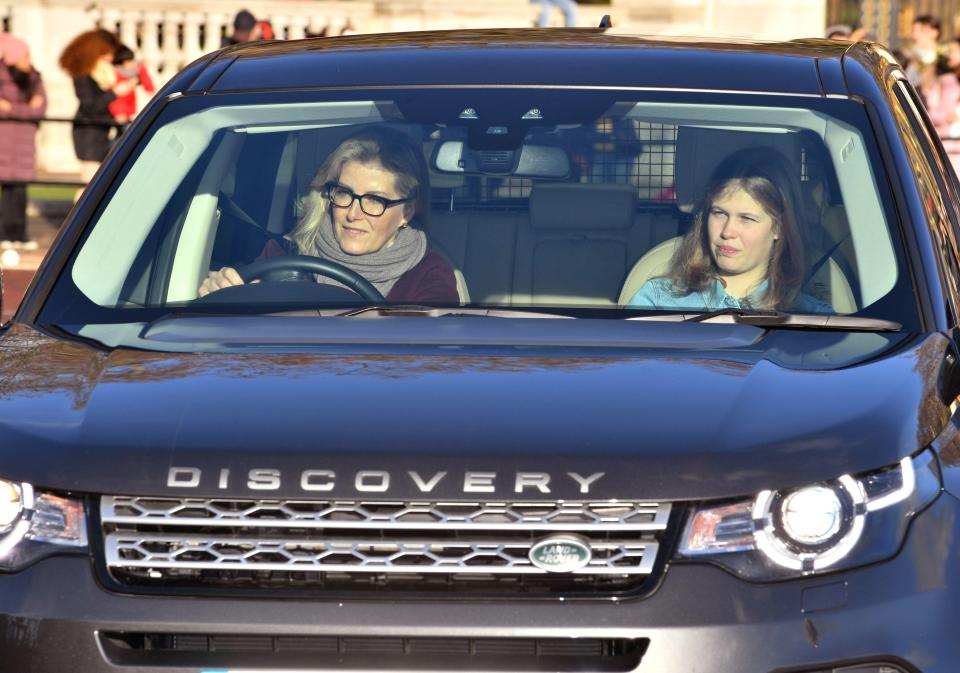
[532,0,578,27]
[59,29,136,195]
[921,54,960,138]
[0,33,46,251]
[906,15,943,93]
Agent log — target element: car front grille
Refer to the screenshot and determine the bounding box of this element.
[99,633,649,671]
[100,496,672,597]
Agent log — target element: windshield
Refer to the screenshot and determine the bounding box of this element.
[42,88,916,336]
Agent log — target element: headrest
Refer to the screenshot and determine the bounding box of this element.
[529,183,637,230]
[674,127,803,213]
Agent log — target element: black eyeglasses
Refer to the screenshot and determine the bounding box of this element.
[323,183,413,217]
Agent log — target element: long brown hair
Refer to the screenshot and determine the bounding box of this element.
[665,147,806,309]
[290,126,430,253]
[59,29,118,79]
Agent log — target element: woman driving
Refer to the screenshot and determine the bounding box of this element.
[199,126,458,303]
[626,147,831,313]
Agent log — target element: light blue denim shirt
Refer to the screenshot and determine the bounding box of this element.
[627,278,833,313]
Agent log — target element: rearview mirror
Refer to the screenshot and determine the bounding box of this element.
[432,141,570,178]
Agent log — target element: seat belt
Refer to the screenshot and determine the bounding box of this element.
[803,234,848,287]
[219,192,292,250]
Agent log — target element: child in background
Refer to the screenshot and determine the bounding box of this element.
[257,20,274,40]
[108,44,154,131]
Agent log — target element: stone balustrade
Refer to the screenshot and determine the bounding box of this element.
[3,0,824,176]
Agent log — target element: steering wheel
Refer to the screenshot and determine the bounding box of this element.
[236,255,385,304]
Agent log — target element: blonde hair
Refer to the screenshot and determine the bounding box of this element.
[290,127,430,254]
[666,147,806,309]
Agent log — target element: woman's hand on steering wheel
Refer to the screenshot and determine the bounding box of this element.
[198,266,250,297]
[197,256,385,304]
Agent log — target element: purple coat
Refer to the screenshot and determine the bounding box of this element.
[0,64,46,182]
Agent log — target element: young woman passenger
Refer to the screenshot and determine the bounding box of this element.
[627,147,831,313]
[199,127,458,304]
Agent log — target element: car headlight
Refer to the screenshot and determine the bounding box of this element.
[0,478,88,571]
[676,449,940,580]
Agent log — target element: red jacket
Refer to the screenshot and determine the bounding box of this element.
[108,63,155,121]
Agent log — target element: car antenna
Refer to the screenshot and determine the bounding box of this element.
[599,15,613,30]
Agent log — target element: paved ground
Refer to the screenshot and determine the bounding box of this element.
[1,204,70,323]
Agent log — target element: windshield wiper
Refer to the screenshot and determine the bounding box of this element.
[334,305,574,319]
[680,308,901,331]
[340,305,901,330]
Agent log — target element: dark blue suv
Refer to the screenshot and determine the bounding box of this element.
[1,29,959,673]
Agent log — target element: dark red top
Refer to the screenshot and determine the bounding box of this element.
[258,239,459,304]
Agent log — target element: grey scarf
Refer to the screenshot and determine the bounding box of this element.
[311,218,427,297]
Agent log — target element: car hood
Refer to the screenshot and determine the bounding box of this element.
[0,323,947,501]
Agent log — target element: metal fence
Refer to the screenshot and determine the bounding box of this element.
[431,121,679,207]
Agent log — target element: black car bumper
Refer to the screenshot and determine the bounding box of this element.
[2,493,958,673]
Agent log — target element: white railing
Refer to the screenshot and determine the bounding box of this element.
[3,0,824,176]
[92,1,387,83]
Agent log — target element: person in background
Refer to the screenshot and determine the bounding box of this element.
[921,54,960,137]
[59,29,136,191]
[108,44,155,133]
[531,0,577,28]
[826,24,852,40]
[825,23,867,41]
[0,33,46,251]
[907,15,942,91]
[946,37,960,76]
[222,9,261,47]
[256,20,274,40]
